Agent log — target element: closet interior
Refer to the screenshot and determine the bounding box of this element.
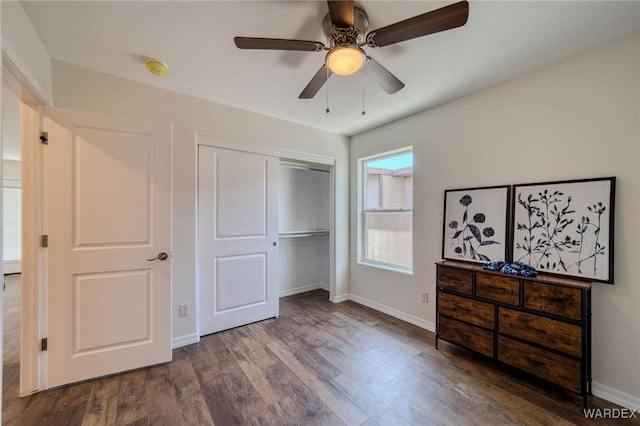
[278,160,331,298]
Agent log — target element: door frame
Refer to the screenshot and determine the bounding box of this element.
[3,49,50,396]
[195,134,337,336]
[20,103,45,395]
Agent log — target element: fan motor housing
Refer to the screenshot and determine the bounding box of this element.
[322,5,369,47]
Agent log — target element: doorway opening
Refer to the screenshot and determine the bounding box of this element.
[278,160,331,300]
[2,79,25,407]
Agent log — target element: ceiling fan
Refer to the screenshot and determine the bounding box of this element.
[234,1,469,99]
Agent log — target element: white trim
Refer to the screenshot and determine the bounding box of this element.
[357,260,413,276]
[3,261,21,274]
[171,333,200,350]
[196,134,335,167]
[1,47,50,106]
[20,103,44,396]
[592,382,640,411]
[330,293,351,303]
[279,283,329,298]
[347,294,435,332]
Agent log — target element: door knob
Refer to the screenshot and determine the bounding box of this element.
[147,252,169,261]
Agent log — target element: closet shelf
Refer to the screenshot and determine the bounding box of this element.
[279,229,329,238]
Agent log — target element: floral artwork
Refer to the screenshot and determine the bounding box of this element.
[512,177,615,283]
[442,186,510,264]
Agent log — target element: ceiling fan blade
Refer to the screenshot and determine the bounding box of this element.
[366,1,469,48]
[299,65,333,99]
[327,0,354,28]
[365,56,405,95]
[234,37,324,51]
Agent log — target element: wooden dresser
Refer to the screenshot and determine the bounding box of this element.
[435,260,592,406]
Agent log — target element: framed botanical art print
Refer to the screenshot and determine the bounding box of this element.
[511,177,615,283]
[442,185,511,264]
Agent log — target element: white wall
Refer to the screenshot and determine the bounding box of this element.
[51,60,350,345]
[279,236,329,296]
[1,1,52,104]
[350,34,640,407]
[279,167,330,232]
[2,160,20,181]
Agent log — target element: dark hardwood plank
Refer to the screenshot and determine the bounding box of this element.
[39,381,92,426]
[82,374,121,425]
[267,340,369,425]
[186,336,245,425]
[167,347,215,425]
[220,332,286,406]
[145,364,182,425]
[263,359,345,426]
[330,373,412,425]
[115,369,149,425]
[198,333,281,425]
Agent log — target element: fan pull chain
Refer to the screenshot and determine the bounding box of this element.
[325,65,330,114]
[361,58,366,116]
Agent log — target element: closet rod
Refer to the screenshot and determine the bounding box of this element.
[279,229,329,238]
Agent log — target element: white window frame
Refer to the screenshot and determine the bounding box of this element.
[357,147,413,274]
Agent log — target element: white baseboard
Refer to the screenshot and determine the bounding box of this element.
[171,333,200,349]
[3,261,21,274]
[331,293,351,303]
[348,294,436,332]
[279,282,328,298]
[592,381,640,410]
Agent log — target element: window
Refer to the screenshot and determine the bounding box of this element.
[3,186,22,263]
[359,148,412,272]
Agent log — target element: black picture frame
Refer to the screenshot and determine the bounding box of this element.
[511,177,615,283]
[442,185,511,264]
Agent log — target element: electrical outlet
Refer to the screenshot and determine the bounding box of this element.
[421,291,429,303]
[179,303,189,317]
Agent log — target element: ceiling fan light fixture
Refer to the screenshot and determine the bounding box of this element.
[326,45,365,76]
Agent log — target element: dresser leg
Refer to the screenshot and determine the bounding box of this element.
[435,335,439,349]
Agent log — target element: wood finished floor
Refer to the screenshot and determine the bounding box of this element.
[3,279,638,425]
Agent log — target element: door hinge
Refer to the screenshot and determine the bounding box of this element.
[40,132,48,145]
[40,338,48,351]
[41,235,49,248]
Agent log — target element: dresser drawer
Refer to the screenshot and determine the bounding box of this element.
[498,335,580,393]
[438,266,472,295]
[524,281,582,320]
[438,316,494,358]
[498,307,581,357]
[476,272,519,305]
[439,292,494,329]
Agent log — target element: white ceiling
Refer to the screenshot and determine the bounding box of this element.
[21,1,640,136]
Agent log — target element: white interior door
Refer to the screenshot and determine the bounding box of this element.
[45,108,172,388]
[198,145,279,335]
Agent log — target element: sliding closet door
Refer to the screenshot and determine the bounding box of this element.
[198,146,279,335]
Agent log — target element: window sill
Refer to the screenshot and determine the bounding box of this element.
[357,261,413,276]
